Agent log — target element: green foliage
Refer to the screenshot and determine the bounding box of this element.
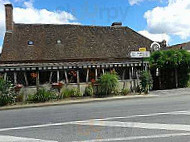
[149,49,190,89]
[26,94,34,102]
[84,85,94,96]
[98,72,119,97]
[139,71,153,94]
[32,88,57,103]
[59,88,72,99]
[0,78,15,106]
[70,88,83,97]
[59,88,83,99]
[15,94,24,102]
[121,88,130,96]
[149,49,190,69]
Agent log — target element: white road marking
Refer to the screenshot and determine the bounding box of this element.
[72,133,190,142]
[93,110,190,121]
[0,110,189,132]
[170,111,190,115]
[0,122,75,132]
[73,120,190,132]
[0,135,57,142]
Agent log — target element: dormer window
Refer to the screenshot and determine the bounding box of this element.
[28,41,34,45]
[57,40,62,44]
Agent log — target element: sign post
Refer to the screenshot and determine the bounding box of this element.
[140,48,146,71]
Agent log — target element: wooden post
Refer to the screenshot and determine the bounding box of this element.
[57,70,60,82]
[86,69,89,83]
[145,64,148,71]
[77,70,80,84]
[64,70,69,84]
[131,67,134,79]
[129,67,132,80]
[24,72,28,86]
[14,72,17,85]
[49,72,53,84]
[136,70,139,86]
[129,67,133,92]
[95,68,98,80]
[77,70,80,91]
[122,69,126,81]
[3,73,7,81]
[102,69,105,75]
[36,70,40,91]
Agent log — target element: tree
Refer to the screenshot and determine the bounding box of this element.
[149,49,190,89]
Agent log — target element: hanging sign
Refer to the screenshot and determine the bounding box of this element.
[130,51,150,58]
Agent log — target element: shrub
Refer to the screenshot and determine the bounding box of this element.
[70,88,83,97]
[139,71,153,94]
[59,88,83,99]
[84,85,93,96]
[32,88,56,103]
[15,94,24,102]
[0,78,15,106]
[59,88,72,99]
[98,72,119,97]
[26,94,34,102]
[121,88,130,96]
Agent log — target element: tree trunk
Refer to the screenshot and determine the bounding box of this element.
[175,68,178,88]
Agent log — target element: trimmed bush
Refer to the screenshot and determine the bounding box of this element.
[98,72,119,97]
[84,85,93,96]
[0,78,15,106]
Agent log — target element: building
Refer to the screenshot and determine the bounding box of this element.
[0,4,153,93]
[168,42,190,52]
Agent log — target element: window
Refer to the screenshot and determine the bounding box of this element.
[28,41,34,45]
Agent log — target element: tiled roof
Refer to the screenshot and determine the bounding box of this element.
[168,42,190,50]
[1,24,152,62]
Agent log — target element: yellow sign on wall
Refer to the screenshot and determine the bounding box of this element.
[139,48,147,52]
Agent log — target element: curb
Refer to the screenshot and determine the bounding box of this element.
[0,95,157,111]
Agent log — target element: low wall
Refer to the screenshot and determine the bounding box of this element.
[21,80,140,95]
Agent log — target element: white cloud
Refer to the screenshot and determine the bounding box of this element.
[139,30,170,43]
[128,0,144,5]
[0,0,9,37]
[0,0,79,38]
[128,0,162,6]
[0,45,2,53]
[144,0,190,39]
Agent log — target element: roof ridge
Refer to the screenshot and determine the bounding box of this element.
[14,23,130,28]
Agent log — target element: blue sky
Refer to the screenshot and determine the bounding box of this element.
[0,0,190,50]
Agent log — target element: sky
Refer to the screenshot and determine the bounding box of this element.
[0,0,190,52]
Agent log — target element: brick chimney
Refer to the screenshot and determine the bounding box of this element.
[5,4,13,32]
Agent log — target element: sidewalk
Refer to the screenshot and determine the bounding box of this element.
[0,94,157,111]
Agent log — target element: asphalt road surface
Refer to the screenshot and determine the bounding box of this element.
[0,88,190,142]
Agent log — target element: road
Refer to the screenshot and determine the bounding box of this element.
[0,88,190,142]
